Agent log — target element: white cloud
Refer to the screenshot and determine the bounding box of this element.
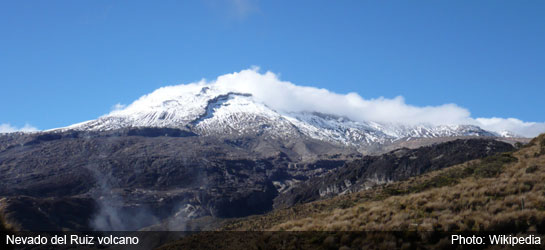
[210,69,468,124]
[110,68,545,138]
[214,69,472,125]
[207,68,544,137]
[474,118,545,138]
[0,123,38,133]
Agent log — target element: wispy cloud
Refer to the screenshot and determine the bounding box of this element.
[0,123,38,133]
[111,103,127,112]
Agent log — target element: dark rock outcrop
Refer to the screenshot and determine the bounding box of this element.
[0,129,349,231]
[274,139,514,208]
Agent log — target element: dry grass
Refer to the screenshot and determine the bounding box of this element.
[270,134,545,232]
[218,135,545,233]
[219,152,526,232]
[160,135,545,249]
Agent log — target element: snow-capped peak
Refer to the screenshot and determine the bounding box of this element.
[62,80,509,148]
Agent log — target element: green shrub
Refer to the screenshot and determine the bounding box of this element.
[383,187,405,196]
[410,174,460,193]
[408,153,517,193]
[471,153,517,178]
[338,199,356,209]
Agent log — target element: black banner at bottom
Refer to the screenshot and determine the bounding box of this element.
[1,231,543,250]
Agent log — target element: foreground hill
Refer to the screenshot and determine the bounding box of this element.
[274,139,514,208]
[159,134,545,249]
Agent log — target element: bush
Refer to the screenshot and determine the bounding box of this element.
[338,199,355,209]
[411,174,460,193]
[473,162,503,178]
[471,153,517,178]
[383,187,405,196]
[526,165,539,174]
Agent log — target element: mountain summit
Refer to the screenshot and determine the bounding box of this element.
[62,71,504,149]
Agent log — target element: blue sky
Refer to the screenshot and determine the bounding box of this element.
[1,0,544,133]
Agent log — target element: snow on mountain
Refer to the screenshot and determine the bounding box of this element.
[61,83,507,147]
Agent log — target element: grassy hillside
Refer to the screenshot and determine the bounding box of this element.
[268,134,545,232]
[159,135,545,249]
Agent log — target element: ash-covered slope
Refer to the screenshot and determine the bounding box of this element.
[61,83,501,151]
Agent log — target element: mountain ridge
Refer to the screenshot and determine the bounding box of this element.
[52,85,512,151]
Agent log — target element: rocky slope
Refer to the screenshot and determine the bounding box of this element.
[274,139,514,208]
[0,128,353,231]
[0,129,513,231]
